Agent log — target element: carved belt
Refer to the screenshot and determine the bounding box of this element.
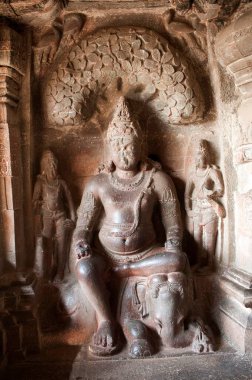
[100,222,153,237]
[41,209,66,219]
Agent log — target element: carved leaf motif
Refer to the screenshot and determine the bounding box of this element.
[167,97,176,108]
[88,81,97,91]
[102,55,113,66]
[53,115,64,124]
[175,83,185,93]
[58,69,65,81]
[142,34,154,43]
[172,56,181,67]
[117,51,130,60]
[132,58,141,71]
[98,45,110,54]
[86,44,97,54]
[68,109,77,119]
[156,82,167,91]
[82,71,92,81]
[46,27,202,126]
[151,99,166,111]
[93,69,101,80]
[174,93,187,109]
[132,39,141,50]
[185,88,193,100]
[69,51,76,61]
[173,71,184,83]
[61,97,72,108]
[183,103,193,117]
[134,49,149,60]
[93,58,102,70]
[121,60,132,72]
[72,59,81,70]
[162,74,174,86]
[152,49,161,62]
[150,72,160,81]
[111,44,120,53]
[64,87,73,97]
[83,87,90,97]
[162,51,173,64]
[72,83,81,93]
[163,64,175,75]
[110,34,118,44]
[87,53,99,64]
[171,107,180,117]
[144,59,157,69]
[54,91,64,102]
[138,71,151,83]
[166,87,175,96]
[120,40,131,52]
[59,110,69,118]
[162,106,172,117]
[159,91,167,101]
[80,40,87,50]
[144,83,156,96]
[96,37,108,45]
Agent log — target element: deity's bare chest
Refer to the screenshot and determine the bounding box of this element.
[42,182,64,210]
[102,184,155,218]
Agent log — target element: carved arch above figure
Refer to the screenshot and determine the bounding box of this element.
[44,27,204,127]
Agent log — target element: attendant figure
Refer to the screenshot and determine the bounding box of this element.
[185,140,225,269]
[33,150,76,282]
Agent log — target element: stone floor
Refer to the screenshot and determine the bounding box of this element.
[1,345,252,380]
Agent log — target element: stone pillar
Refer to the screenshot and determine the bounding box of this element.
[215,8,252,352]
[0,23,26,277]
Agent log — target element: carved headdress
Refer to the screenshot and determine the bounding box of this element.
[197,139,209,157]
[40,150,58,175]
[107,97,143,143]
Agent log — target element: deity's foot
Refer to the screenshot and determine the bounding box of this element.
[89,320,118,356]
[129,338,153,359]
[191,321,214,353]
[123,319,154,359]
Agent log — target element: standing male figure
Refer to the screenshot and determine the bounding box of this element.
[185,140,225,269]
[33,150,76,282]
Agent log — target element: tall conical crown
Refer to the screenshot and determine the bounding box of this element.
[107,97,143,142]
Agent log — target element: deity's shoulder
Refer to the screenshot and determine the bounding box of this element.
[208,164,222,177]
[152,169,176,190]
[84,172,109,196]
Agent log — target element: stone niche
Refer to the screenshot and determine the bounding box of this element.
[0,0,252,378]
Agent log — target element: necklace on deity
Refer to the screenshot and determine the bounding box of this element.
[109,171,145,191]
[196,165,210,177]
[45,176,59,188]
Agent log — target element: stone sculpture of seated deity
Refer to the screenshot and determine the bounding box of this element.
[73,97,214,358]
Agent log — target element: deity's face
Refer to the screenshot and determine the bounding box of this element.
[110,137,141,171]
[196,151,208,169]
[41,151,58,180]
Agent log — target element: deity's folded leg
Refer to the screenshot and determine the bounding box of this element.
[75,255,119,355]
[113,250,189,278]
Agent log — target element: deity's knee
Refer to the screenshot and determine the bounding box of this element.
[75,257,97,282]
[162,250,189,274]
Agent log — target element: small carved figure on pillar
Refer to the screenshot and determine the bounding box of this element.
[185,140,225,270]
[73,98,214,358]
[33,150,76,282]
